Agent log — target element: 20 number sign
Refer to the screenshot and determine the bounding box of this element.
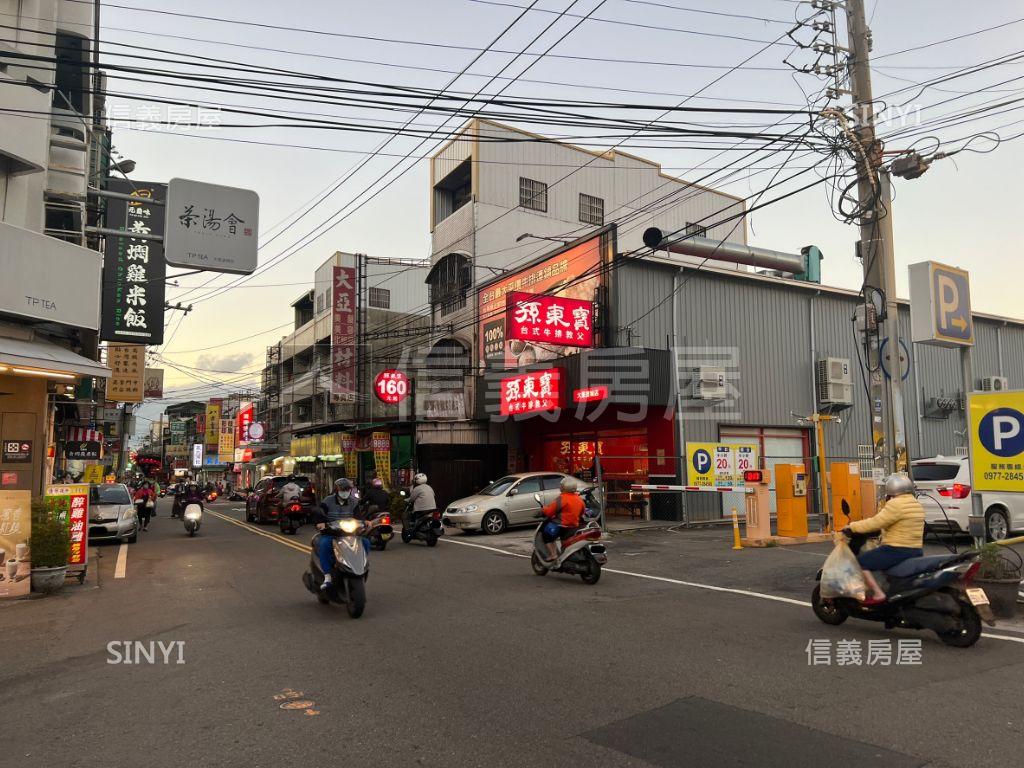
[374,369,410,404]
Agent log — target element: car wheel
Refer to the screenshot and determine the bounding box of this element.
[127,530,138,544]
[481,510,507,535]
[985,507,1010,542]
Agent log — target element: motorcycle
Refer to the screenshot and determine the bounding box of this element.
[811,530,995,647]
[364,506,394,551]
[529,492,607,584]
[279,498,313,535]
[183,502,203,537]
[302,518,371,619]
[206,490,219,503]
[399,492,443,547]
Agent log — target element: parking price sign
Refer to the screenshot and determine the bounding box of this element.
[969,390,1024,492]
[686,443,759,488]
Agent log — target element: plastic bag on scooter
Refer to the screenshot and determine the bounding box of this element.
[819,537,866,601]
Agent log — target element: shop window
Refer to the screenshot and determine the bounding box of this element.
[519,177,547,212]
[426,253,472,316]
[53,32,89,114]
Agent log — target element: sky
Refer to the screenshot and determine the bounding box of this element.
[84,0,1024,424]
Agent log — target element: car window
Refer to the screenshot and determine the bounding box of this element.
[514,477,543,495]
[481,477,517,496]
[912,463,962,481]
[272,477,311,488]
[91,484,131,505]
[540,474,566,491]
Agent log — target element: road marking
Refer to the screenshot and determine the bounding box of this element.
[440,537,1024,645]
[205,509,311,555]
[114,543,128,579]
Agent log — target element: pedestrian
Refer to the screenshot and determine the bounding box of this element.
[133,481,156,531]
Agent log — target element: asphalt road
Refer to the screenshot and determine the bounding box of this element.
[3,498,1023,768]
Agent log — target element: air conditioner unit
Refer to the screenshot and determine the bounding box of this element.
[816,357,853,408]
[982,376,1009,392]
[691,366,726,401]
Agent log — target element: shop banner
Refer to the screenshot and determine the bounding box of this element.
[170,419,187,445]
[66,441,101,461]
[331,266,357,401]
[3,440,32,463]
[339,433,356,477]
[192,443,203,468]
[372,432,391,487]
[100,179,167,345]
[506,291,593,348]
[45,483,89,574]
[143,368,164,399]
[107,343,146,402]
[968,390,1024,492]
[0,490,32,599]
[236,401,254,444]
[686,443,759,488]
[205,400,222,447]
[479,234,604,368]
[499,369,561,416]
[83,465,104,484]
[218,418,236,464]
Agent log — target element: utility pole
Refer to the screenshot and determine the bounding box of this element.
[844,0,908,477]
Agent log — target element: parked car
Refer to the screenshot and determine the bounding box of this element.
[87,483,139,544]
[913,454,1024,541]
[245,476,317,525]
[442,472,593,535]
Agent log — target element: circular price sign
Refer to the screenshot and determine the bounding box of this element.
[374,369,410,404]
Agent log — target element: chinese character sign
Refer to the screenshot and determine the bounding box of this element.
[143,368,164,399]
[479,235,605,369]
[218,418,235,464]
[499,369,562,416]
[205,401,222,447]
[164,178,259,275]
[45,484,89,571]
[0,490,32,599]
[331,266,357,400]
[374,370,409,404]
[106,343,146,402]
[100,179,166,345]
[236,401,254,444]
[506,292,594,349]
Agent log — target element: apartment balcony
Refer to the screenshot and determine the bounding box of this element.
[0,61,49,174]
[47,108,89,200]
[431,198,475,263]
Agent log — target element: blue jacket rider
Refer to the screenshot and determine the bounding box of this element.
[312,478,366,590]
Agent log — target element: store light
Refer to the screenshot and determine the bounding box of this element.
[12,367,76,380]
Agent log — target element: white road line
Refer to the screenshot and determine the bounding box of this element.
[114,543,128,579]
[440,536,1024,645]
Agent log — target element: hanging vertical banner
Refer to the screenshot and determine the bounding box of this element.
[371,431,391,487]
[331,266,357,402]
[236,401,254,444]
[106,343,146,402]
[0,490,32,599]
[205,400,222,447]
[100,179,167,345]
[192,443,203,468]
[143,368,164,399]
[45,483,90,575]
[218,418,236,464]
[339,432,356,477]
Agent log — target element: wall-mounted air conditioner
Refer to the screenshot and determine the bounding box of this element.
[691,366,726,401]
[982,376,1009,392]
[816,357,853,408]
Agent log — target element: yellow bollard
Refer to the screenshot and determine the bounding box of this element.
[731,507,743,550]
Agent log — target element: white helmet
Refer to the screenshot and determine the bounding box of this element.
[413,473,428,485]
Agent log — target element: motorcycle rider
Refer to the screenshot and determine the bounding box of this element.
[844,473,925,604]
[539,476,585,564]
[407,473,437,528]
[280,477,302,505]
[361,477,390,516]
[312,478,366,590]
[132,480,156,531]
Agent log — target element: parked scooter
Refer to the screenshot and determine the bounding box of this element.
[398,491,442,547]
[530,492,607,584]
[183,501,203,536]
[302,518,371,618]
[811,530,995,647]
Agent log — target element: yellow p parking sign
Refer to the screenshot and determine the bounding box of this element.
[969,390,1024,492]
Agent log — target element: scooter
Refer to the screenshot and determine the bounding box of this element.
[183,502,203,537]
[302,518,370,619]
[206,490,219,503]
[279,499,312,535]
[364,506,394,551]
[529,492,607,584]
[811,530,995,647]
[399,491,442,547]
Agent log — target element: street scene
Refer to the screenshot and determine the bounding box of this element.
[2,1,1024,767]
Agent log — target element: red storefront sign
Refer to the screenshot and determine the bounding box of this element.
[67,491,88,566]
[499,369,561,416]
[573,386,608,403]
[331,266,357,400]
[506,292,594,348]
[236,401,253,444]
[374,369,410,404]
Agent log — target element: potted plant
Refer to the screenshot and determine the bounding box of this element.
[29,499,69,594]
[975,543,1023,620]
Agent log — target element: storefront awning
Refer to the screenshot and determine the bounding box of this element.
[0,335,110,379]
[244,452,288,467]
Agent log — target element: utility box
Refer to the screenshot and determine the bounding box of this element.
[775,463,808,537]
[831,462,863,529]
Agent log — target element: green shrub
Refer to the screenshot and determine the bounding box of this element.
[29,499,69,568]
[978,543,1023,581]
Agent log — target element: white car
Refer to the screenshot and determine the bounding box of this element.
[442,472,592,535]
[913,455,1024,541]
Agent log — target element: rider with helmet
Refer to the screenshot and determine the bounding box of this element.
[408,473,436,524]
[361,476,390,514]
[540,476,585,564]
[312,478,366,590]
[844,472,925,603]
